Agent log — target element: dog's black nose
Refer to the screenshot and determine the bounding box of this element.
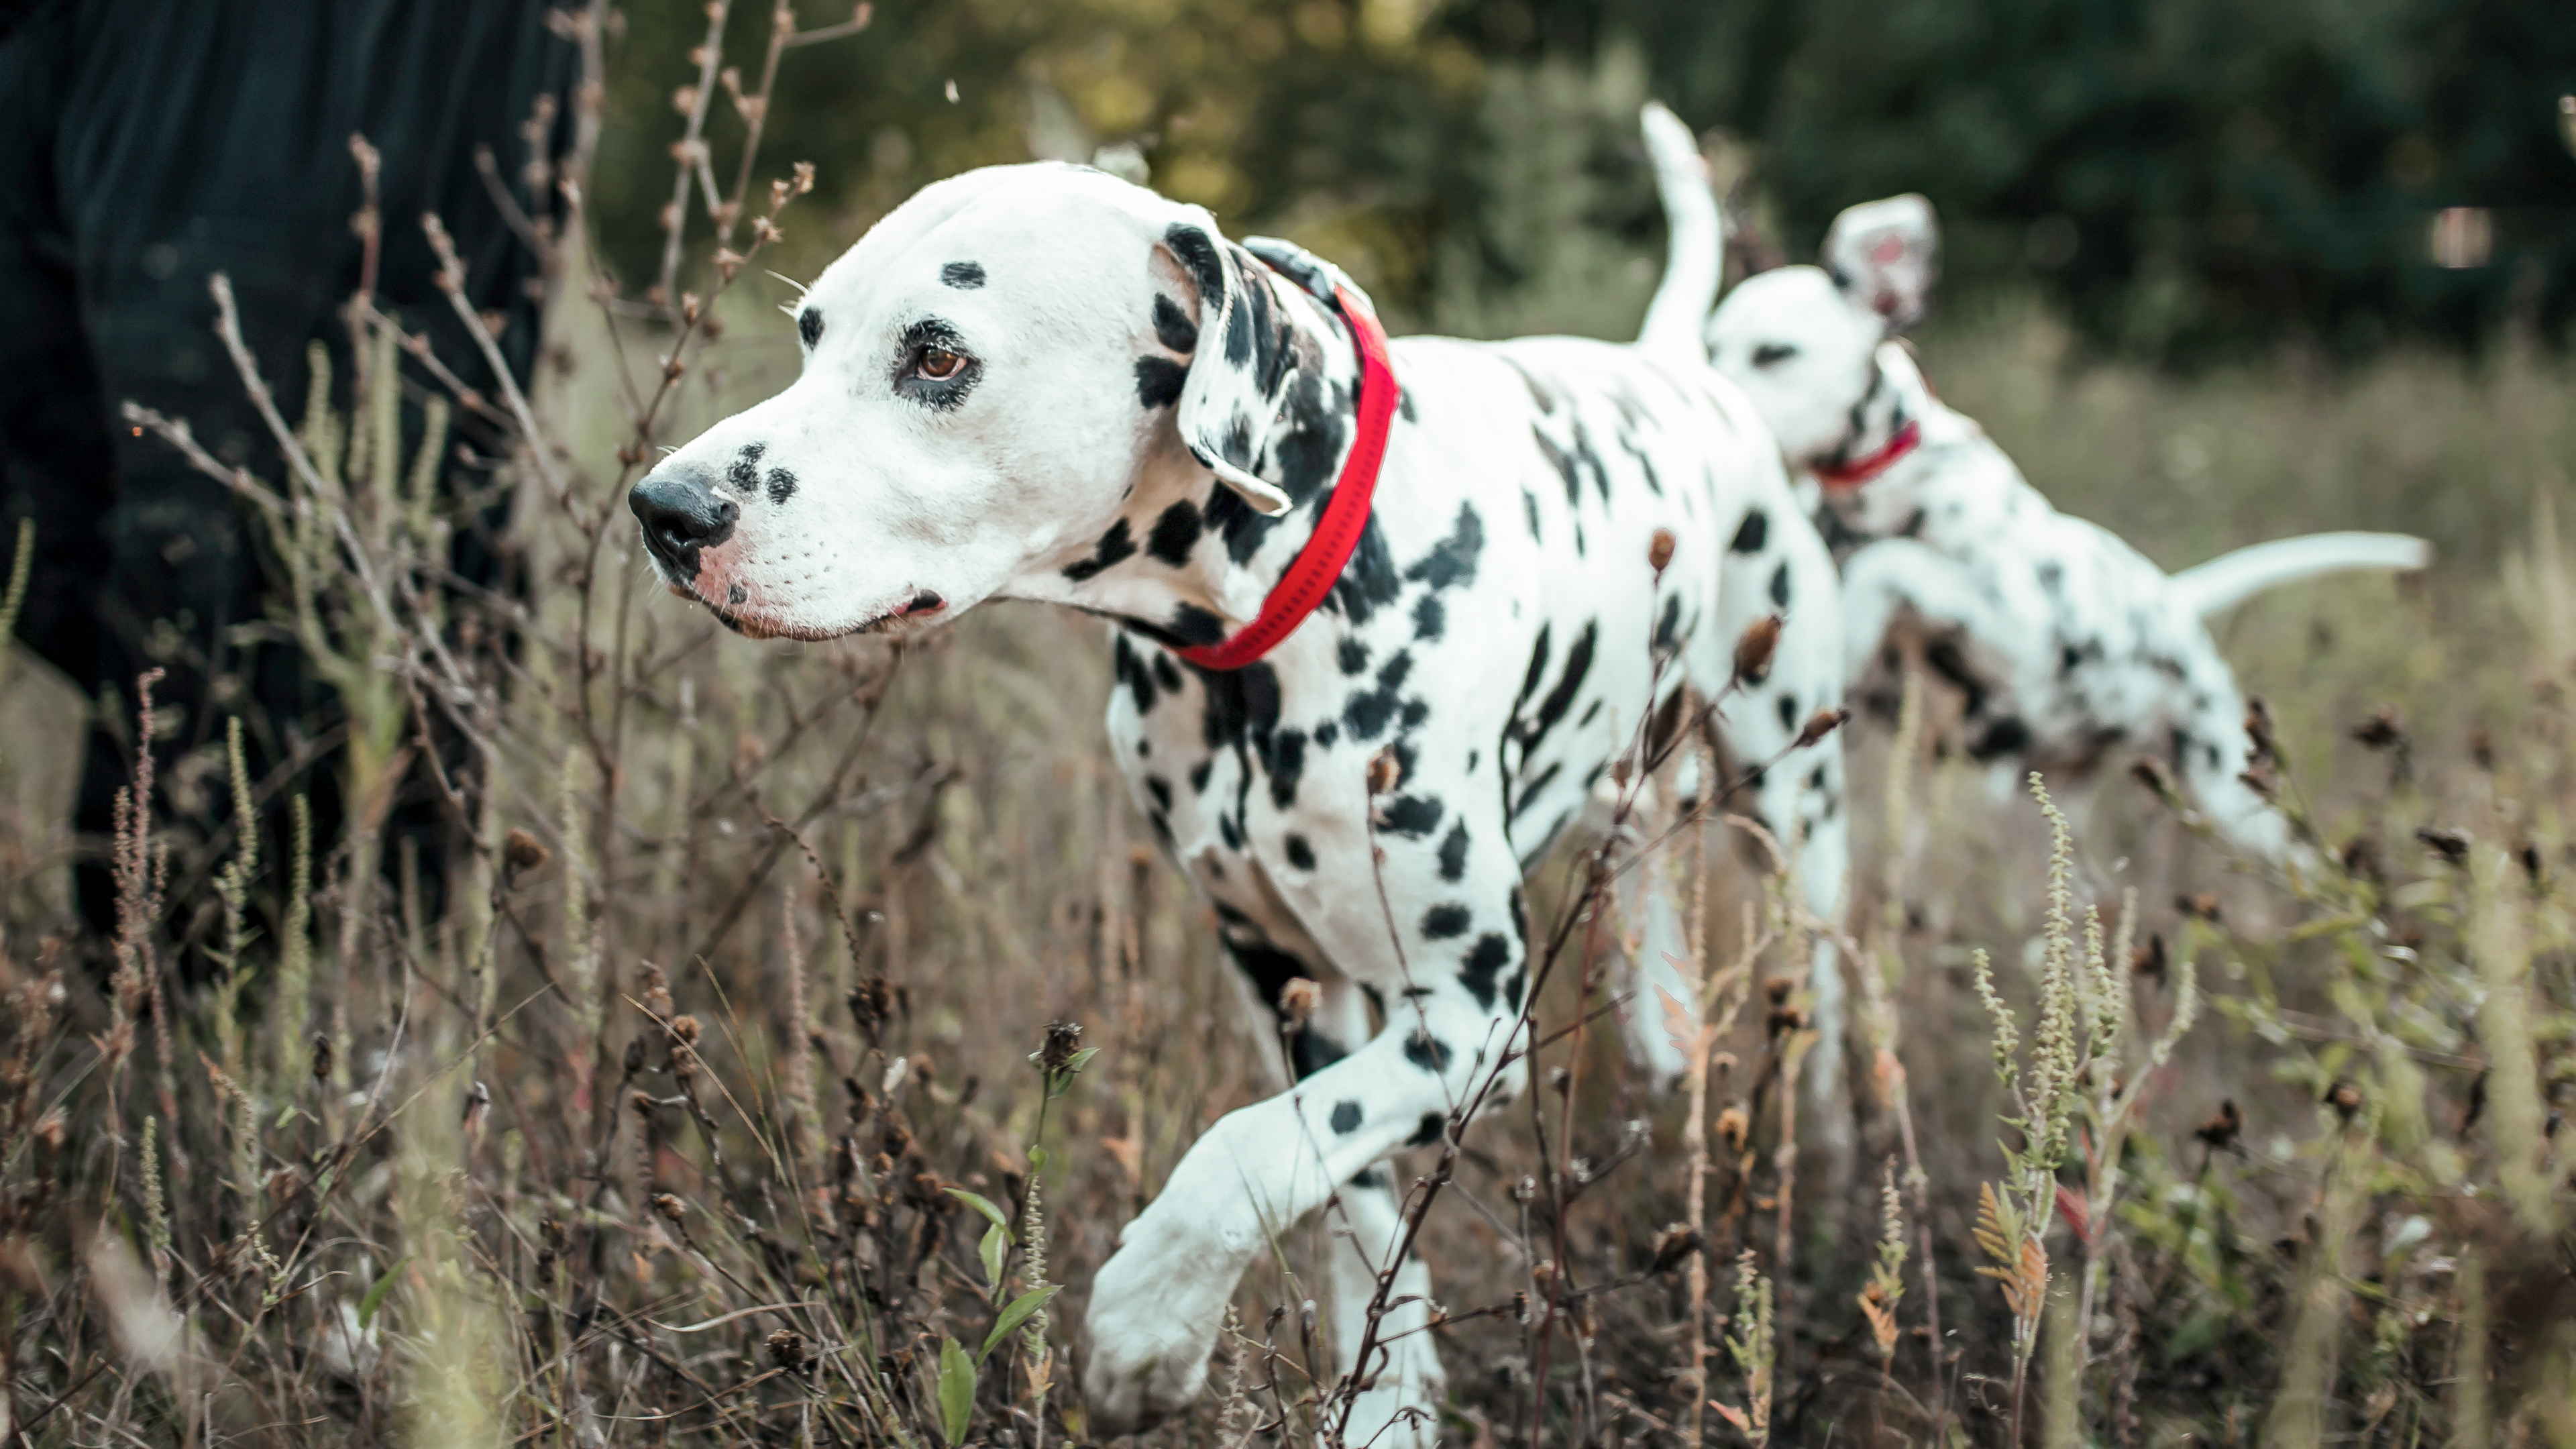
[629,467,739,580]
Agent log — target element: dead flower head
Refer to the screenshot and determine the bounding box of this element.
[503,827,549,877]
[1648,527,1676,576]
[1732,612,1782,686]
[1366,745,1404,798]
[2350,703,2408,752]
[1034,1019,1084,1073]
[1650,1223,1704,1275]
[1794,706,1850,750]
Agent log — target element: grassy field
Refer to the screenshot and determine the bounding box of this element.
[4,43,2576,1449]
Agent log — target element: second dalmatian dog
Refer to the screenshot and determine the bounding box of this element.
[626,160,1850,1443]
[1639,111,2428,860]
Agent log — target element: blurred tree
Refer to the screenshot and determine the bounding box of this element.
[595,0,2576,361]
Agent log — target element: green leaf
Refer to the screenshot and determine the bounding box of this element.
[935,1336,976,1446]
[980,1283,1063,1360]
[945,1187,1009,1230]
[1026,1144,1049,1173]
[357,1254,411,1330]
[979,1221,1007,1294]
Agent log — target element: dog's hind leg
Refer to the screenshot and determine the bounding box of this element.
[1326,1169,1444,1449]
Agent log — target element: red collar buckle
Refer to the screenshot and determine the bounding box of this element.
[1176,283,1396,672]
[1812,417,1921,491]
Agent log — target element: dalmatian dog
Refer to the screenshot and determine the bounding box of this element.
[1638,113,2428,860]
[625,160,1849,1442]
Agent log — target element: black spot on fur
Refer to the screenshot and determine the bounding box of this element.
[1403,1030,1454,1073]
[1165,223,1226,304]
[1534,427,1580,504]
[1768,561,1792,608]
[2037,561,2064,593]
[1380,795,1442,837]
[1412,594,1445,641]
[1421,904,1470,939]
[1063,518,1138,581]
[1330,1100,1363,1134]
[941,260,985,288]
[1522,488,1542,541]
[1777,695,1798,731]
[1152,293,1198,352]
[1437,822,1469,881]
[1403,504,1485,592]
[1268,729,1307,809]
[1502,358,1558,413]
[728,441,765,496]
[1152,653,1182,694]
[1731,510,1769,553]
[1134,356,1187,410]
[798,308,823,347]
[1145,776,1173,812]
[1167,603,1227,647]
[765,468,798,504]
[1407,1113,1445,1147]
[1147,500,1201,566]
[1338,637,1371,676]
[1461,933,1512,1010]
[1513,625,1553,719]
[1114,635,1156,714]
[1189,759,1214,794]
[1326,517,1399,625]
[1973,717,2033,760]
[1654,594,1682,652]
[1285,834,1316,870]
[1314,722,1339,747]
[1517,620,1597,757]
[1343,650,1413,741]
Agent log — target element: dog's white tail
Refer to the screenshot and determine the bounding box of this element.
[1636,101,1723,368]
[2169,531,2431,617]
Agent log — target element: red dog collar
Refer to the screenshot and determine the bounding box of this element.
[1811,417,1921,492]
[1177,283,1395,672]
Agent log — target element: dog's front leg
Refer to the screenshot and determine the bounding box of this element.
[1836,538,2020,692]
[1082,828,1528,1438]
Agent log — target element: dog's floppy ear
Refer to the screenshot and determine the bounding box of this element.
[1822,194,1938,333]
[1159,215,1298,517]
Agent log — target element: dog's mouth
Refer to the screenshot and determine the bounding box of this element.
[662,579,949,642]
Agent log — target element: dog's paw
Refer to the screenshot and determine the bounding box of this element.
[1081,1214,1244,1436]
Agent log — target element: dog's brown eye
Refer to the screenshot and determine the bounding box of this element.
[916,347,963,380]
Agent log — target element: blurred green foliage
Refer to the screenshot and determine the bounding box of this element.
[596,0,2576,362]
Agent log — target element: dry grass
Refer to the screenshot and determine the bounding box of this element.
[5,11,2576,1447]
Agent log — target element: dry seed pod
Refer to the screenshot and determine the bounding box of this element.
[1648,527,1676,576]
[1794,706,1850,749]
[1366,745,1404,798]
[503,828,549,875]
[1731,613,1782,686]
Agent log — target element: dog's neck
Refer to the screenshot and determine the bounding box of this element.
[1024,270,1370,659]
[1812,341,1933,482]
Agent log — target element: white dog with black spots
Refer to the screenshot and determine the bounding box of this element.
[1638,108,2428,861]
[627,157,1852,1444]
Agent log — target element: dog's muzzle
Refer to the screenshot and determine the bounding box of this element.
[629,466,739,583]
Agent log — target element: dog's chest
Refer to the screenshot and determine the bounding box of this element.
[1102,337,1746,978]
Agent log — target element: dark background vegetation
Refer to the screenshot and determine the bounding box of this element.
[596,0,2576,361]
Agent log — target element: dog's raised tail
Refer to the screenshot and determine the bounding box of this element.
[2170,531,2431,617]
[1637,101,1722,368]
